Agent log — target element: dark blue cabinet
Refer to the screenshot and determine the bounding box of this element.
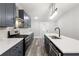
[0,4,6,27]
[0,3,16,27]
[19,10,31,28]
[25,33,34,52]
[1,33,34,56]
[5,3,14,26]
[1,40,23,56]
[44,35,62,56]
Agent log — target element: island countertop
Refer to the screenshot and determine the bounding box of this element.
[45,33,79,53]
[0,28,33,55]
[0,38,23,55]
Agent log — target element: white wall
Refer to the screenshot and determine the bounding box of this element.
[58,5,79,40]
[31,18,57,38]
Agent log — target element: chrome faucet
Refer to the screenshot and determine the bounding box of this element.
[55,27,60,37]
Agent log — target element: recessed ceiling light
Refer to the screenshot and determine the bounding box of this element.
[34,16,39,20]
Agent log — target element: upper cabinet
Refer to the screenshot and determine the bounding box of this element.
[0,4,6,27]
[18,10,31,28]
[5,3,16,27]
[0,3,16,27]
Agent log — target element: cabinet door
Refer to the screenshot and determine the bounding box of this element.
[0,4,2,26]
[44,36,50,55]
[13,4,16,26]
[17,40,23,56]
[49,42,57,56]
[25,33,34,53]
[9,40,23,56]
[24,12,31,28]
[5,3,14,27]
[25,36,31,52]
[19,10,24,19]
[0,4,6,26]
[49,40,62,56]
[1,40,23,56]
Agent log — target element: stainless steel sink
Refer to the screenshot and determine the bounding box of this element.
[50,36,61,39]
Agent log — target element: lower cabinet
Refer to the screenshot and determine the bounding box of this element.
[44,35,62,56]
[44,35,50,55]
[1,40,23,56]
[25,33,34,52]
[48,42,62,56]
[1,33,34,56]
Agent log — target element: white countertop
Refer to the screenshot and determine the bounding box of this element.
[0,27,33,38]
[0,27,33,55]
[0,38,23,55]
[7,27,33,35]
[45,33,79,53]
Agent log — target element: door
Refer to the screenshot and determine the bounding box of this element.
[0,4,6,26]
[0,4,2,26]
[5,3,14,27]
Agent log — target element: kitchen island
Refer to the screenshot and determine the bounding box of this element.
[0,28,34,56]
[44,33,79,56]
[0,38,23,56]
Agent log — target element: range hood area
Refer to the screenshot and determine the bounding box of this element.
[15,17,24,28]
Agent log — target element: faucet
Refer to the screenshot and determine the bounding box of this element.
[55,27,60,37]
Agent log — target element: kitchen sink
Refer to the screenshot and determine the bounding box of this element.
[50,36,61,39]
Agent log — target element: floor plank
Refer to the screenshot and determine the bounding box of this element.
[25,38,47,56]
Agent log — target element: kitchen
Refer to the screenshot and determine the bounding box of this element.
[0,3,79,56]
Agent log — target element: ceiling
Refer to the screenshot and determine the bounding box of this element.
[16,3,79,22]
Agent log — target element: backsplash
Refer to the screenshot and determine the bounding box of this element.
[31,20,58,38]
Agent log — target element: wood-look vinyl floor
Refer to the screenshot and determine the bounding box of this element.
[25,38,48,56]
